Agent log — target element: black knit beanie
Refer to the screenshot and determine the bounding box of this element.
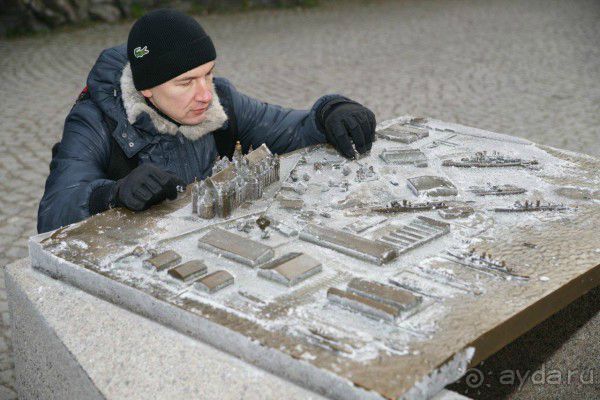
[127,9,216,90]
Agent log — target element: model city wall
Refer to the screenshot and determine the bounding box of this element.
[0,0,319,38]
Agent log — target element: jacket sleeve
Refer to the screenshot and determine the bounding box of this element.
[37,100,114,233]
[220,78,347,155]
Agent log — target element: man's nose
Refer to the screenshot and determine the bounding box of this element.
[195,78,212,103]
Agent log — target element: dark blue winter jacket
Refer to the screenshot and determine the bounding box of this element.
[37,44,342,233]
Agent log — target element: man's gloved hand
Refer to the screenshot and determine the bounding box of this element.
[318,99,376,159]
[110,164,185,211]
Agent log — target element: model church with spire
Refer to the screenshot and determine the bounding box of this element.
[191,142,280,219]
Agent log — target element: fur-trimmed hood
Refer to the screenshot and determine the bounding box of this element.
[119,63,228,141]
[85,44,227,143]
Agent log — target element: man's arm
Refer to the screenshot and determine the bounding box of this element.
[38,100,185,234]
[216,77,354,155]
[37,100,114,233]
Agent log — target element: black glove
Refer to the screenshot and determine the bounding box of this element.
[88,164,185,215]
[109,164,185,211]
[318,99,376,159]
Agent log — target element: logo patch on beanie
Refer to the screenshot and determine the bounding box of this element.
[133,46,149,59]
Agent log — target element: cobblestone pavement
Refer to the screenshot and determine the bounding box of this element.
[0,0,599,398]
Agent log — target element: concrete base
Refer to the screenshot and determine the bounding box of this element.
[5,258,470,400]
[5,258,327,400]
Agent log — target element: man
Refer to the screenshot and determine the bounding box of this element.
[37,9,376,233]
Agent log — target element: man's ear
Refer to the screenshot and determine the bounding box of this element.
[140,89,152,99]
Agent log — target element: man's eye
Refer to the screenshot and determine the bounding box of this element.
[180,80,192,86]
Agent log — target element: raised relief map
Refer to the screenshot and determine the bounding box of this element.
[30,116,600,400]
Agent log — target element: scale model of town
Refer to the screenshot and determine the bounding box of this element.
[30,116,600,400]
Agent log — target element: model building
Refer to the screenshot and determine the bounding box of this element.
[191,142,280,218]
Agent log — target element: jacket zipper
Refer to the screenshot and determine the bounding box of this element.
[190,138,204,180]
[176,133,192,182]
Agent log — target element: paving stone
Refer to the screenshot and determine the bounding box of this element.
[0,385,17,400]
[4,247,26,261]
[0,361,12,374]
[0,370,13,385]
[0,352,11,365]
[0,226,23,237]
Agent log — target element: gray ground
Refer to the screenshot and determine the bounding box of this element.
[0,0,598,398]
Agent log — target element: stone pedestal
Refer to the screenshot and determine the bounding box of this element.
[5,259,326,400]
[6,259,468,400]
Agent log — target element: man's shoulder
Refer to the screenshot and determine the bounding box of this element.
[213,77,239,114]
[96,44,128,65]
[64,98,111,141]
[213,76,235,93]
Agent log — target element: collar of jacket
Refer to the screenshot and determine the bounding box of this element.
[119,62,228,142]
[144,96,181,127]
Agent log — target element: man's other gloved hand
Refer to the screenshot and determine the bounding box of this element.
[318,99,376,159]
[110,164,185,211]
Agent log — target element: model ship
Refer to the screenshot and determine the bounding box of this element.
[372,200,448,214]
[493,200,568,213]
[444,249,529,280]
[442,151,538,168]
[468,184,527,196]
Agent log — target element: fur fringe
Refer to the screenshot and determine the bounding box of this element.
[120,63,228,141]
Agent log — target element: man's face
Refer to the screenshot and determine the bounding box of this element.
[140,61,215,125]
